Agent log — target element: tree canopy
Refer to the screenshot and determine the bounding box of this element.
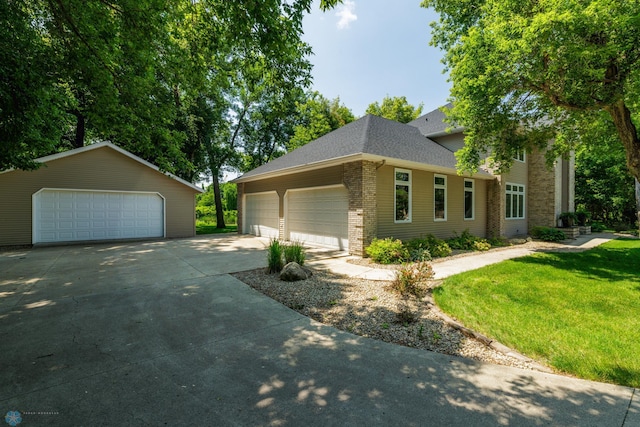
[422,0,640,180]
[365,95,423,123]
[287,92,356,151]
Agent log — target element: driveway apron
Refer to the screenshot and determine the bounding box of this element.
[1,235,637,426]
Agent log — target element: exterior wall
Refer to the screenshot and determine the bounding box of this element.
[528,148,557,229]
[0,146,199,247]
[501,157,528,236]
[376,164,488,241]
[343,161,377,256]
[430,133,466,152]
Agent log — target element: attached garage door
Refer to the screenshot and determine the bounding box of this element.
[33,189,164,244]
[286,186,348,250]
[244,192,279,239]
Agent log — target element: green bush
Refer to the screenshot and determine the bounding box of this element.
[284,241,306,265]
[446,229,492,251]
[405,235,452,258]
[224,210,238,225]
[403,238,432,261]
[365,238,409,264]
[267,239,285,273]
[390,261,434,299]
[591,221,607,232]
[575,209,590,227]
[530,226,566,242]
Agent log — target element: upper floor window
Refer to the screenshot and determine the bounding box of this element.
[395,169,411,223]
[434,174,447,221]
[514,149,526,162]
[506,183,525,219]
[464,179,474,220]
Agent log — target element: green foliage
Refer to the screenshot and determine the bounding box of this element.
[575,209,591,227]
[283,241,306,266]
[591,222,607,233]
[365,95,423,124]
[287,91,356,151]
[365,238,409,264]
[530,226,566,242]
[267,239,285,273]
[559,212,578,228]
[434,240,640,387]
[406,235,452,259]
[423,0,640,181]
[390,261,434,299]
[196,224,237,235]
[446,230,491,251]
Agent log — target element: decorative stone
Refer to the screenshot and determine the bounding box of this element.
[579,226,591,235]
[279,262,313,282]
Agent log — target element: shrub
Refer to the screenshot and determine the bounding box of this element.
[559,212,578,228]
[530,226,566,242]
[446,229,492,251]
[224,210,238,225]
[366,238,409,264]
[284,241,306,265]
[403,238,432,261]
[267,239,284,273]
[591,221,607,232]
[575,209,590,227]
[390,261,434,299]
[405,235,452,258]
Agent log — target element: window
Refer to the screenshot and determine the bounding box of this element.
[464,179,474,220]
[514,149,526,162]
[505,183,525,219]
[434,174,447,221]
[394,169,411,222]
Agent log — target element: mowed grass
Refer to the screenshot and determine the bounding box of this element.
[433,239,640,387]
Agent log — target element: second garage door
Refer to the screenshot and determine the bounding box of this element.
[286,186,348,250]
[33,189,165,244]
[244,192,279,239]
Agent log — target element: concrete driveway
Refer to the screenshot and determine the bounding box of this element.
[1,235,637,426]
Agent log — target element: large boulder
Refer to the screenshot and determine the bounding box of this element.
[279,262,313,282]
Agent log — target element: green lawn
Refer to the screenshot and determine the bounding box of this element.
[433,239,640,387]
[196,222,237,235]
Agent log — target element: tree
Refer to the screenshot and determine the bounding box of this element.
[575,114,637,225]
[287,92,356,151]
[422,0,640,182]
[365,95,423,123]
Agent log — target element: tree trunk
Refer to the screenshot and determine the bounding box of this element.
[605,100,640,181]
[212,173,226,229]
[72,109,86,148]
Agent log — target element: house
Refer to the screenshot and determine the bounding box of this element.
[0,141,203,247]
[233,105,574,256]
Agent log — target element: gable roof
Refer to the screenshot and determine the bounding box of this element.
[234,114,491,183]
[1,141,203,192]
[408,103,464,138]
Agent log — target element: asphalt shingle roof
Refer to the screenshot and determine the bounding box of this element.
[407,103,463,137]
[234,114,468,182]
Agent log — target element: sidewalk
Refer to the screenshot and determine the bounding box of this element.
[307,233,615,280]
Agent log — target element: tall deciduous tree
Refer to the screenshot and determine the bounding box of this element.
[422,0,640,182]
[287,92,356,151]
[366,95,423,123]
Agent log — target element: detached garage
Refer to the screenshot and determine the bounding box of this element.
[0,142,203,247]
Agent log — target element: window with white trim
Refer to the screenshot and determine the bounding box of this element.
[464,179,474,220]
[434,174,447,221]
[505,183,525,219]
[394,169,411,222]
[514,150,526,162]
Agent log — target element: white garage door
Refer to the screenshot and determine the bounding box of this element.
[33,189,164,244]
[244,192,279,239]
[286,186,348,250]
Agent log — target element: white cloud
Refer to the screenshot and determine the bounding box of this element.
[336,0,357,29]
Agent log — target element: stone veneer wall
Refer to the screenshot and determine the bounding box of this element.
[486,177,504,238]
[527,148,557,229]
[236,182,244,234]
[344,160,377,256]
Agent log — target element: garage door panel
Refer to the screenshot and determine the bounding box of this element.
[287,187,348,250]
[244,192,279,239]
[34,190,164,244]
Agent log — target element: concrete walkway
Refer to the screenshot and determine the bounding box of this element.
[307,233,617,280]
[1,234,638,426]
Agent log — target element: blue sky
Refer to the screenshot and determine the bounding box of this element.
[301,0,451,117]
